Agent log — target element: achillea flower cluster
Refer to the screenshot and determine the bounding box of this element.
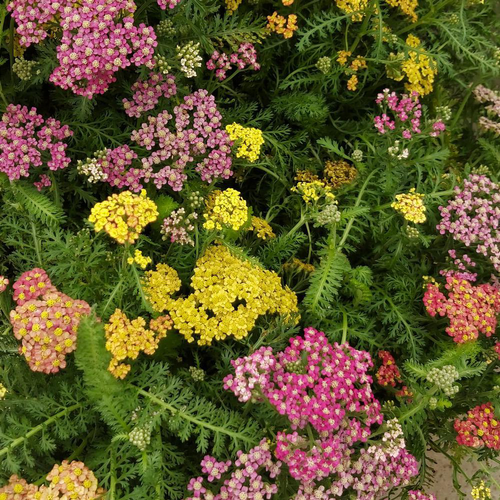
[248,216,275,240]
[323,160,357,189]
[50,0,158,98]
[473,85,500,136]
[207,43,260,81]
[0,461,104,499]
[123,73,176,118]
[225,123,264,162]
[0,276,8,293]
[0,383,7,399]
[89,190,158,244]
[203,188,249,231]
[401,35,437,96]
[427,365,460,397]
[224,328,418,497]
[0,104,72,182]
[127,249,152,269]
[131,89,233,190]
[440,250,478,282]
[185,440,281,500]
[423,275,500,343]
[176,41,202,78]
[292,180,336,204]
[33,174,52,191]
[376,350,402,387]
[266,12,298,39]
[385,0,418,22]
[156,0,181,9]
[454,402,500,450]
[471,481,492,500]
[161,208,198,246]
[315,203,341,226]
[391,188,427,223]
[408,491,437,500]
[10,269,91,373]
[283,258,315,273]
[105,309,171,378]
[336,0,370,21]
[437,175,500,272]
[143,245,298,345]
[12,56,38,80]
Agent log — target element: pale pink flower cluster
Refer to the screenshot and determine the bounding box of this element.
[161,207,198,245]
[437,174,500,272]
[10,268,91,374]
[408,491,437,500]
[185,440,281,500]
[474,84,500,136]
[207,43,260,81]
[123,72,177,118]
[157,0,182,8]
[224,327,419,498]
[131,89,233,191]
[0,276,8,293]
[439,249,478,282]
[0,104,72,182]
[49,0,157,98]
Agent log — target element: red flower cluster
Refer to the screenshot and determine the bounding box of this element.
[454,402,500,450]
[423,275,500,343]
[376,351,402,387]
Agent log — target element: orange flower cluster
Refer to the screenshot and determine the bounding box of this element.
[266,12,298,39]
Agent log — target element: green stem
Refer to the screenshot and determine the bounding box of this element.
[31,221,43,266]
[341,309,348,344]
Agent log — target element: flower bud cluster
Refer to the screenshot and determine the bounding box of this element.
[12,56,38,80]
[176,41,202,78]
[129,425,152,450]
[315,203,341,226]
[156,19,176,36]
[161,207,198,245]
[426,365,460,397]
[189,366,206,381]
[316,56,332,74]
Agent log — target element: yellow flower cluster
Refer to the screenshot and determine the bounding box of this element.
[323,160,358,189]
[295,170,320,183]
[143,263,182,312]
[0,383,6,400]
[249,216,276,240]
[266,12,298,39]
[337,50,352,66]
[391,188,426,224]
[350,56,367,72]
[347,75,359,91]
[284,258,315,273]
[292,180,336,204]
[127,249,152,269]
[142,245,299,345]
[89,190,158,244]
[336,0,370,21]
[225,0,243,12]
[402,35,437,96]
[203,188,249,231]
[385,0,418,22]
[104,309,171,379]
[471,481,491,500]
[226,123,265,163]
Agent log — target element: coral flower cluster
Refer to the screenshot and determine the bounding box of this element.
[224,328,418,497]
[423,274,500,343]
[142,245,298,345]
[49,0,157,98]
[437,174,500,272]
[185,440,281,500]
[391,188,427,223]
[0,461,104,499]
[454,402,500,450]
[225,123,264,162]
[0,104,72,182]
[207,43,260,81]
[105,309,171,378]
[203,188,249,231]
[89,190,158,244]
[10,268,91,373]
[0,277,9,293]
[376,350,402,387]
[131,89,233,190]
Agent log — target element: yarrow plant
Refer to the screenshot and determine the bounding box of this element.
[454,403,500,450]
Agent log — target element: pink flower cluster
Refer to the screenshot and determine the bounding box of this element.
[376,350,402,387]
[374,89,445,140]
[454,402,500,450]
[0,276,9,293]
[437,174,500,272]
[224,327,419,498]
[408,491,437,500]
[10,268,91,373]
[439,249,478,282]
[161,208,198,245]
[185,440,281,500]
[34,174,52,191]
[207,43,260,81]
[0,104,72,182]
[123,73,177,118]
[131,89,233,191]
[157,0,181,8]
[49,0,157,98]
[423,274,500,343]
[474,85,500,136]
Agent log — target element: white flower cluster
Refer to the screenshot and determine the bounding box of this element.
[316,203,341,226]
[426,365,460,397]
[388,140,409,160]
[381,418,406,458]
[352,149,363,162]
[176,41,202,78]
[77,150,108,183]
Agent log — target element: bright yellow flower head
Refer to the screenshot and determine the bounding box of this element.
[143,263,182,313]
[226,123,264,163]
[336,0,370,21]
[471,481,491,500]
[89,190,158,244]
[401,35,437,96]
[142,245,299,346]
[347,74,359,91]
[249,216,276,240]
[292,180,336,204]
[203,188,249,231]
[0,383,7,400]
[385,0,418,23]
[127,249,152,269]
[391,188,426,224]
[266,12,298,39]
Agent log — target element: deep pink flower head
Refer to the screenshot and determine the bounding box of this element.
[454,402,500,450]
[207,43,260,81]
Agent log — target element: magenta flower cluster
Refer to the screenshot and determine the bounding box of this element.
[185,439,281,500]
[49,0,157,99]
[123,73,177,118]
[131,89,233,191]
[374,89,445,140]
[0,104,72,183]
[437,174,500,272]
[206,43,260,81]
[157,0,181,8]
[34,174,52,191]
[224,327,419,499]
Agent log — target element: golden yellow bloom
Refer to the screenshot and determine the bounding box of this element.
[226,123,264,162]
[401,35,437,96]
[143,263,182,312]
[104,309,170,379]
[337,50,352,66]
[391,188,426,224]
[249,216,276,240]
[203,188,249,231]
[225,0,243,12]
[142,245,298,346]
[471,481,491,500]
[350,56,367,72]
[336,0,370,21]
[292,180,336,204]
[89,190,158,244]
[266,12,298,39]
[295,170,320,183]
[385,0,418,22]
[127,249,152,269]
[323,160,357,189]
[347,74,359,91]
[284,258,315,273]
